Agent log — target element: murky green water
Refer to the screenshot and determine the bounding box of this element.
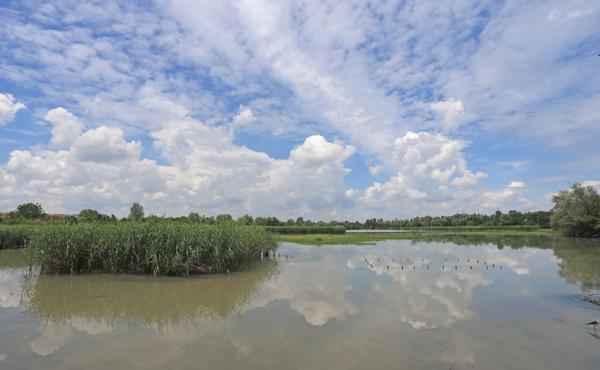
[1,236,600,369]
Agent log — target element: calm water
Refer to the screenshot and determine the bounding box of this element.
[1,236,600,369]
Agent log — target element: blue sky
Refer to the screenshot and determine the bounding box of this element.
[0,0,599,219]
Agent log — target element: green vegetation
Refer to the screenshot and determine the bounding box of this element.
[278,233,414,245]
[15,202,46,220]
[278,227,555,245]
[358,210,551,229]
[0,224,35,249]
[128,202,144,220]
[26,221,277,275]
[551,184,600,238]
[265,225,346,234]
[78,209,113,222]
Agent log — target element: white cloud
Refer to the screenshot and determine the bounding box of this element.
[360,131,486,210]
[44,107,83,146]
[289,135,355,167]
[1,1,597,217]
[480,181,531,210]
[0,93,25,125]
[508,181,525,189]
[582,180,600,189]
[368,164,384,176]
[1,110,356,218]
[430,98,468,130]
[233,106,256,125]
[71,126,141,163]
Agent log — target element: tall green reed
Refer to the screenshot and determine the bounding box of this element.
[26,221,277,275]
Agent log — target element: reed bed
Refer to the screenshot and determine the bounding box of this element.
[26,221,277,275]
[0,224,35,249]
[265,225,346,234]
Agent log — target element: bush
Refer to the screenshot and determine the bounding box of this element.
[551,184,600,238]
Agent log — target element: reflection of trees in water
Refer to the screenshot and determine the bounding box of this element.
[24,259,279,330]
[552,241,600,292]
[411,235,600,292]
[408,234,560,249]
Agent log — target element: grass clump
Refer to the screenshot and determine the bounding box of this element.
[265,225,346,234]
[0,224,35,249]
[26,221,277,275]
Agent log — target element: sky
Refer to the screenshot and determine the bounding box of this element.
[0,0,599,220]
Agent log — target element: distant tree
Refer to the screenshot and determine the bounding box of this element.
[551,184,600,238]
[296,216,304,226]
[15,203,45,219]
[78,209,108,222]
[237,214,254,225]
[215,213,233,223]
[188,212,202,222]
[129,202,144,220]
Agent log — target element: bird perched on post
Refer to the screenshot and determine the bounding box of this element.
[586,318,599,330]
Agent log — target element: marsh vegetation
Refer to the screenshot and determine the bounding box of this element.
[26,221,276,275]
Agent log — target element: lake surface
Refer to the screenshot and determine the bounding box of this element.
[1,236,600,369]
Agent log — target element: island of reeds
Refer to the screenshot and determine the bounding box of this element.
[25,221,277,275]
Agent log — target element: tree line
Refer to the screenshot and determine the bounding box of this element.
[1,184,599,238]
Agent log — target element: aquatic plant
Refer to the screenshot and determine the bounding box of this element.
[26,221,277,275]
[0,225,35,249]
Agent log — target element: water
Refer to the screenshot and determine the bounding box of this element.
[1,236,600,369]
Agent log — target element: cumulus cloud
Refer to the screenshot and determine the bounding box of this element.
[289,135,355,167]
[480,181,531,210]
[368,164,384,176]
[233,106,256,125]
[0,93,25,125]
[430,98,468,130]
[360,131,486,210]
[44,107,83,146]
[71,126,141,163]
[1,110,356,218]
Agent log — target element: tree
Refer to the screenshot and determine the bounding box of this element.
[15,203,45,219]
[78,209,108,222]
[129,202,144,220]
[215,213,233,223]
[551,184,600,238]
[237,214,254,225]
[188,212,202,222]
